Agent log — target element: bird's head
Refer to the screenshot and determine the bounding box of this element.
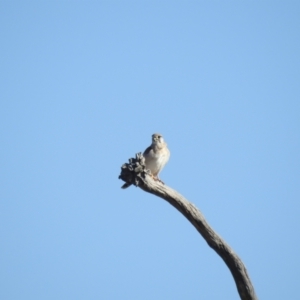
[152,133,164,145]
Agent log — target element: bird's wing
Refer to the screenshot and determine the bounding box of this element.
[143,145,153,156]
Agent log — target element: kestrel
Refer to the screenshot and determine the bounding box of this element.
[121,133,170,189]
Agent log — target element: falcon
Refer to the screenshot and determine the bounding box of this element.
[121,133,170,189]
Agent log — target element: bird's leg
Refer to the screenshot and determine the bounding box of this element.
[155,176,165,185]
[149,173,165,185]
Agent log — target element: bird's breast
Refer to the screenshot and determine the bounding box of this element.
[144,148,170,176]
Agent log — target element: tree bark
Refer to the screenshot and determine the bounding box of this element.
[119,153,258,300]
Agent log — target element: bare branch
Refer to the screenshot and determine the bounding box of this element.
[119,153,258,300]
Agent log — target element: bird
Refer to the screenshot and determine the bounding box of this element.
[121,133,170,189]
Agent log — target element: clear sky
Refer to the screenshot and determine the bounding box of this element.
[1,1,299,299]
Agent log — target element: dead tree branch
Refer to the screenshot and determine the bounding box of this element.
[119,153,257,300]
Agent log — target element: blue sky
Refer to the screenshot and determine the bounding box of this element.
[1,1,299,299]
